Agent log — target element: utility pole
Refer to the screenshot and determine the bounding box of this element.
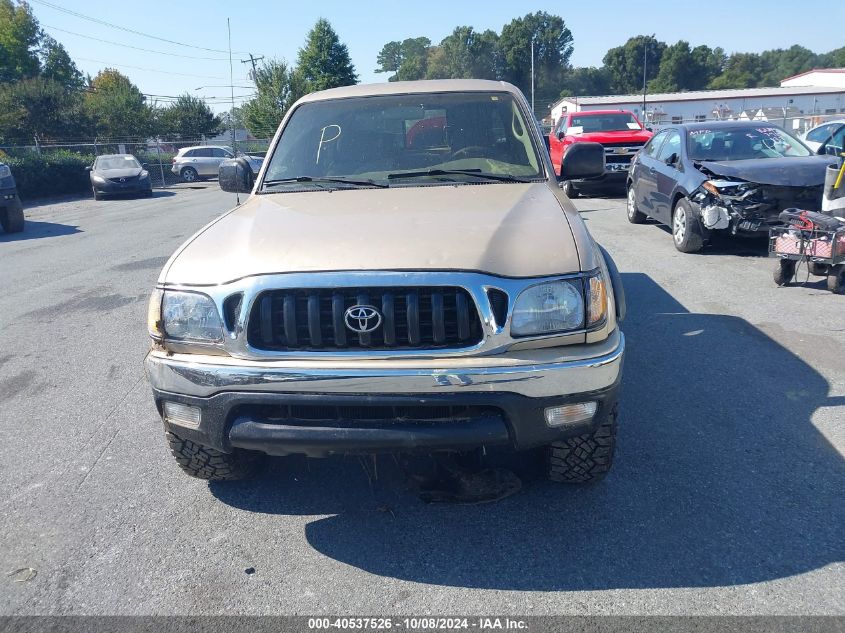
[228,18,236,152]
[641,43,648,124]
[530,36,536,117]
[241,53,264,81]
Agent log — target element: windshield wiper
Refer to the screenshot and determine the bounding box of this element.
[262,176,388,189]
[386,169,532,183]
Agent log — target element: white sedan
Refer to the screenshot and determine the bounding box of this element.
[802,120,845,153]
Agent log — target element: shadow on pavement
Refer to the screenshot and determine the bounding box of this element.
[211,272,844,590]
[0,219,81,242]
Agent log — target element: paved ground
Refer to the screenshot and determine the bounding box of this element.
[0,185,842,615]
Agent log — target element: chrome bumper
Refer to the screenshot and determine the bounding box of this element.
[145,330,624,400]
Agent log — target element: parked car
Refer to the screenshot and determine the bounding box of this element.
[145,79,626,485]
[550,109,652,197]
[88,154,152,200]
[171,145,235,182]
[801,119,845,154]
[0,161,24,233]
[626,121,839,252]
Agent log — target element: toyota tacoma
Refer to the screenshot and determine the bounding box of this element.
[145,80,626,484]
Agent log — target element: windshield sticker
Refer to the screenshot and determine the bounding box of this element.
[689,129,712,136]
[316,124,341,164]
[626,122,641,130]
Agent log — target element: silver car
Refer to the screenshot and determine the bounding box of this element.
[171,145,234,182]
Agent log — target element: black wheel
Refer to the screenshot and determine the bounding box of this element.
[774,259,797,286]
[92,187,103,201]
[672,198,704,253]
[561,180,578,198]
[180,167,198,183]
[0,202,24,233]
[626,183,646,224]
[828,265,844,294]
[165,431,263,481]
[547,405,617,484]
[808,261,828,277]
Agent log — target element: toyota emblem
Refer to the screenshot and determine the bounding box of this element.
[344,305,382,333]
[120,177,126,182]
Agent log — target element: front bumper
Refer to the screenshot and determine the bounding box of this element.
[145,330,624,456]
[92,180,151,195]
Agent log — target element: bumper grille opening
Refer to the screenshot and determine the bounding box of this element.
[235,403,502,428]
[247,287,483,351]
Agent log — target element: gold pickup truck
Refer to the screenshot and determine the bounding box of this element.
[145,79,626,484]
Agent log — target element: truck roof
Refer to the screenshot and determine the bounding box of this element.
[298,79,525,103]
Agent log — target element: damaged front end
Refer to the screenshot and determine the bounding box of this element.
[691,173,825,235]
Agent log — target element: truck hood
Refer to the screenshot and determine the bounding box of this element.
[697,155,838,187]
[571,129,653,144]
[163,183,580,286]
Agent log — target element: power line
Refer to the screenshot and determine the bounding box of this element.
[76,57,230,80]
[30,0,254,55]
[42,24,230,61]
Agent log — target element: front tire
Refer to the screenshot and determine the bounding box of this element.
[0,203,24,233]
[165,431,263,481]
[180,167,198,183]
[828,265,844,294]
[626,183,646,224]
[672,198,704,253]
[92,187,103,201]
[547,406,617,484]
[561,180,578,198]
[774,259,796,286]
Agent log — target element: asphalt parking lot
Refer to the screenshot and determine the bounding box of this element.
[0,184,842,615]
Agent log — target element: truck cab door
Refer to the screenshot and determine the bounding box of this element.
[549,117,568,176]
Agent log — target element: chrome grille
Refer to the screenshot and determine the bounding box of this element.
[247,287,483,351]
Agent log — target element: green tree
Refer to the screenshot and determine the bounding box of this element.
[39,35,83,90]
[602,35,666,94]
[558,67,612,98]
[708,52,762,89]
[425,27,499,80]
[85,69,151,138]
[375,37,431,81]
[0,0,41,83]
[157,94,221,140]
[757,45,818,85]
[648,41,724,92]
[0,76,87,142]
[241,59,301,138]
[295,18,357,93]
[818,46,845,68]
[498,11,574,108]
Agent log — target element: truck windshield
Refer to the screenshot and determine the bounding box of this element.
[261,91,544,189]
[569,113,640,132]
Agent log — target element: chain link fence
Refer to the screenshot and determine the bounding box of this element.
[0,133,273,194]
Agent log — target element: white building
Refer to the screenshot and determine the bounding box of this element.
[780,68,845,88]
[551,85,845,132]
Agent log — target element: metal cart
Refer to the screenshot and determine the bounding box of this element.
[770,225,845,293]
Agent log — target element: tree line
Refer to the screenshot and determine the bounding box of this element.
[0,0,222,144]
[374,13,845,108]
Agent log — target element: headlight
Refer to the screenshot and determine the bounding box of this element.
[148,290,223,342]
[0,164,11,179]
[702,179,754,199]
[139,170,149,179]
[511,280,585,337]
[92,175,106,183]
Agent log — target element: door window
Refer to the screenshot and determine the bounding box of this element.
[656,131,681,163]
[211,148,231,158]
[194,148,213,158]
[644,130,668,158]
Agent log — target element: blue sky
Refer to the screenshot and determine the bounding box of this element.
[29,0,845,112]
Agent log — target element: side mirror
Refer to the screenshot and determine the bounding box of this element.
[85,166,92,171]
[560,142,605,181]
[664,152,679,166]
[823,144,839,156]
[218,157,253,193]
[556,130,565,141]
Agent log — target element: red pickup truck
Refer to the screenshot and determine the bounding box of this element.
[550,110,652,197]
